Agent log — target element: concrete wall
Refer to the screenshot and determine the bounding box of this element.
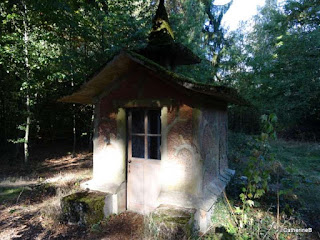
[158,105,203,208]
[89,105,126,193]
[158,106,230,211]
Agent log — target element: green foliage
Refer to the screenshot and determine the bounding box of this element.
[226,132,320,239]
[168,0,232,83]
[243,114,277,200]
[226,114,279,239]
[0,0,234,158]
[224,0,320,137]
[0,0,153,154]
[201,0,232,81]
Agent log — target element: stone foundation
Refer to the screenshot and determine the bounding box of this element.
[146,205,197,240]
[104,182,127,216]
[61,191,106,226]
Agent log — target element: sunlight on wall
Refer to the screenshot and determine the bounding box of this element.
[161,161,186,190]
[93,140,125,184]
[92,108,126,189]
[160,106,187,191]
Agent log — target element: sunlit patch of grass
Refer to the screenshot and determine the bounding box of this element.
[0,187,28,202]
[44,169,92,187]
[0,178,38,188]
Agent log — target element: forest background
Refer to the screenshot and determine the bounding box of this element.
[0,0,319,163]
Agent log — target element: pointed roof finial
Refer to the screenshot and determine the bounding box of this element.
[149,0,174,45]
[155,0,169,23]
[139,0,201,68]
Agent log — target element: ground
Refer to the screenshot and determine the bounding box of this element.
[272,139,320,230]
[0,143,144,240]
[208,135,320,239]
[0,139,319,239]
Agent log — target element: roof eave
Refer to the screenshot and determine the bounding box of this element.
[58,51,247,106]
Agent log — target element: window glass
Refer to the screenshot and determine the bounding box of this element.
[132,110,144,134]
[148,136,161,160]
[132,136,145,158]
[129,109,162,160]
[148,110,161,134]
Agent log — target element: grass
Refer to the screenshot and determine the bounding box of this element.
[1,139,319,239]
[271,140,320,231]
[0,187,26,202]
[272,140,320,175]
[205,134,320,239]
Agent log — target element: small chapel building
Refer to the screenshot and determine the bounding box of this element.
[60,0,243,232]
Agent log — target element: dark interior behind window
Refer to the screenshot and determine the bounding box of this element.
[128,109,161,160]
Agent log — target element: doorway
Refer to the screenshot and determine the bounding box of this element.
[126,109,162,213]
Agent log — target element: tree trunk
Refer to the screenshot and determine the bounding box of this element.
[89,105,95,151]
[71,79,76,157]
[22,0,31,163]
[69,30,76,158]
[24,95,30,163]
[72,104,76,158]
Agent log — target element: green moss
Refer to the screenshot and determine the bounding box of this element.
[85,198,105,226]
[149,0,174,45]
[153,212,191,225]
[211,196,232,227]
[150,206,196,238]
[128,51,198,84]
[128,50,213,86]
[61,191,105,226]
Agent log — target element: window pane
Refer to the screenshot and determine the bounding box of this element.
[132,136,145,158]
[132,110,144,134]
[148,110,161,134]
[148,136,161,160]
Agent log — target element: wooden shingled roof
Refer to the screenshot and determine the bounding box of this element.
[58,51,246,105]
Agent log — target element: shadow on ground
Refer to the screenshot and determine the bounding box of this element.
[0,142,147,240]
[0,142,93,180]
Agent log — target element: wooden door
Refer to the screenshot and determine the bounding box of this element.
[127,109,161,214]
